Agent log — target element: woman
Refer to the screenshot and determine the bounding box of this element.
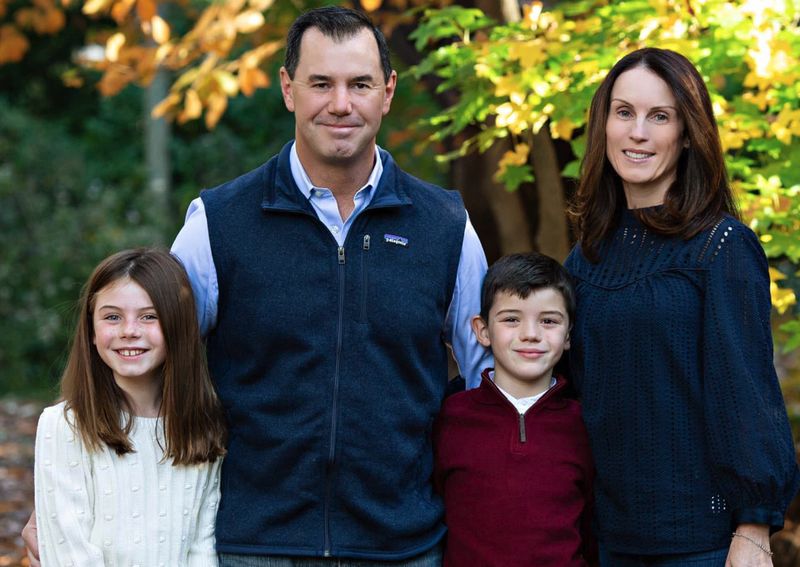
[565,47,800,566]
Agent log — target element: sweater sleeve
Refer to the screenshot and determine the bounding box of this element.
[34,405,105,566]
[702,223,800,530]
[187,457,221,567]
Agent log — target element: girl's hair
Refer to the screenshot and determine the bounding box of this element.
[568,47,739,261]
[60,248,226,465]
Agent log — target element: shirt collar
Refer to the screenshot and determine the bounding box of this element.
[289,142,383,202]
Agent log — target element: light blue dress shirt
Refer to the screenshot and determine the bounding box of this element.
[171,143,491,388]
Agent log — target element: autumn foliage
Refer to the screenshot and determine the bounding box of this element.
[408,0,800,350]
[0,0,447,127]
[3,0,800,350]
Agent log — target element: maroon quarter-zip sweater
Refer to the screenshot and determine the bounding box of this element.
[434,370,596,567]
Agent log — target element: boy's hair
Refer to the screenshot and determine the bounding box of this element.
[479,252,575,323]
[60,248,226,465]
[284,6,392,83]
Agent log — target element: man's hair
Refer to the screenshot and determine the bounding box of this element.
[284,6,392,82]
[479,252,575,323]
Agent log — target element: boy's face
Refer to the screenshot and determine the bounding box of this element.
[472,288,570,398]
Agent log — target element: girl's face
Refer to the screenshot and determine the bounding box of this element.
[92,278,166,389]
[605,66,686,208]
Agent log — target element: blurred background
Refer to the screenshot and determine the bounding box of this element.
[2,0,800,564]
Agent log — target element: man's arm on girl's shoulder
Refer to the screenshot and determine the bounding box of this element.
[22,512,40,567]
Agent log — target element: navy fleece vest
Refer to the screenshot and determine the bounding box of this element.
[201,142,466,559]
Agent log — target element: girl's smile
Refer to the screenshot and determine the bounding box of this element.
[92,278,166,391]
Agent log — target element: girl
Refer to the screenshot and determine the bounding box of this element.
[34,248,226,566]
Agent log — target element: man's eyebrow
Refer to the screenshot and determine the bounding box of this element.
[304,74,378,83]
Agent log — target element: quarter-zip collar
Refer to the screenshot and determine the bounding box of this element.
[476,367,568,413]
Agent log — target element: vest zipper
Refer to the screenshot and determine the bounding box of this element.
[518,413,526,443]
[361,235,370,321]
[325,245,346,556]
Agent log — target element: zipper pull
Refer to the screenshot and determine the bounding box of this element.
[338,246,346,265]
[518,413,526,443]
[363,234,370,250]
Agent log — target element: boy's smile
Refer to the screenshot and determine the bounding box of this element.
[472,289,570,399]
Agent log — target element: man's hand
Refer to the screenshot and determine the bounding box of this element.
[21,511,40,567]
[726,523,772,567]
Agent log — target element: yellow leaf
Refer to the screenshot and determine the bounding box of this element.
[361,0,382,11]
[151,14,170,44]
[532,113,548,134]
[154,42,171,64]
[183,88,202,120]
[110,0,135,23]
[250,40,281,60]
[151,92,181,118]
[248,0,274,11]
[0,24,29,63]
[550,117,575,140]
[173,67,200,90]
[97,64,134,96]
[205,91,228,129]
[41,6,65,33]
[494,76,522,99]
[508,40,545,67]
[770,280,796,315]
[136,0,156,22]
[82,0,109,16]
[239,67,269,96]
[214,69,239,96]
[234,10,264,33]
[106,32,125,62]
[495,143,531,182]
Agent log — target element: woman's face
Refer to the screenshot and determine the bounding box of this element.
[605,66,686,208]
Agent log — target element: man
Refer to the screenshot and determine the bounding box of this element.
[24,6,488,566]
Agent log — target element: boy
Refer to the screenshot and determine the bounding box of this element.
[434,252,596,566]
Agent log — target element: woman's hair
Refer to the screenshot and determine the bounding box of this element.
[568,47,739,261]
[60,248,226,465]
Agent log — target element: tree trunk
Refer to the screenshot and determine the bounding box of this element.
[144,67,171,243]
[452,138,534,261]
[531,128,570,261]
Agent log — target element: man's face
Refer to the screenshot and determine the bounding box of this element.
[280,27,397,174]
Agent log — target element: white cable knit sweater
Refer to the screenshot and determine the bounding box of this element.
[34,402,220,567]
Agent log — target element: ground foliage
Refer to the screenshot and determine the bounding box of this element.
[0,398,43,567]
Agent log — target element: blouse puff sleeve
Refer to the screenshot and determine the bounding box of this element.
[702,222,800,531]
[187,457,222,567]
[34,405,105,566]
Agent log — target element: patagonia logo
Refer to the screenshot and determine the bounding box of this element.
[384,234,408,247]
